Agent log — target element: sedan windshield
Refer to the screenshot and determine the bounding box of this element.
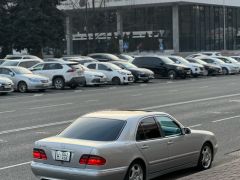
[12,67,33,74]
[59,118,126,141]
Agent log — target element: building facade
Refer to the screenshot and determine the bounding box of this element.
[58,0,240,54]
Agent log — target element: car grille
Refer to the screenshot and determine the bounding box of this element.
[95,75,104,78]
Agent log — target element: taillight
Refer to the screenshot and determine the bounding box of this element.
[79,155,106,166]
[33,148,47,160]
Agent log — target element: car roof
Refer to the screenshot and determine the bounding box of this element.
[82,110,167,121]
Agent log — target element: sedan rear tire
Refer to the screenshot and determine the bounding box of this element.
[18,81,28,93]
[197,143,213,170]
[125,162,145,180]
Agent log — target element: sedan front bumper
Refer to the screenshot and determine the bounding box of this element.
[31,162,127,180]
[28,82,51,90]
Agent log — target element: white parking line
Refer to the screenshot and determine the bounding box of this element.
[0,110,16,114]
[0,161,31,171]
[140,93,240,110]
[212,115,240,123]
[199,86,209,89]
[0,120,73,135]
[29,103,73,110]
[85,99,99,103]
[131,94,143,97]
[33,94,43,97]
[189,124,202,128]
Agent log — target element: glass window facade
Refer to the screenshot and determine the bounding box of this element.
[179,5,240,51]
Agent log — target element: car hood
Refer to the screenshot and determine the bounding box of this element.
[21,74,49,80]
[205,64,221,69]
[128,68,154,74]
[169,63,189,68]
[0,76,13,84]
[188,63,204,68]
[118,69,132,74]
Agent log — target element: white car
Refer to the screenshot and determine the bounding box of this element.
[79,64,108,86]
[4,54,41,60]
[1,59,43,69]
[85,62,134,85]
[197,56,239,75]
[214,56,240,72]
[30,62,85,89]
[0,66,50,93]
[168,56,204,77]
[0,76,14,94]
[231,56,240,62]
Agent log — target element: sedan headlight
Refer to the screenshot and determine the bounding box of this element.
[28,78,40,82]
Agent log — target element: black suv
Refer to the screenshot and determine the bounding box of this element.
[132,56,191,79]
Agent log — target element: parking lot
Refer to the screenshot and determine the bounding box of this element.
[1,74,240,179]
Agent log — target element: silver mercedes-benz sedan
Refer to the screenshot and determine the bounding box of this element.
[31,111,218,180]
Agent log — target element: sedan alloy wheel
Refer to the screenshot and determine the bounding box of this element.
[126,163,144,180]
[198,144,213,170]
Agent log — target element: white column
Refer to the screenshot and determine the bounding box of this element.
[116,10,123,53]
[172,5,180,52]
[66,16,73,55]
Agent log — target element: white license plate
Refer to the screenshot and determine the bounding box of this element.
[55,151,71,162]
[186,71,191,74]
[129,77,133,81]
[4,85,11,88]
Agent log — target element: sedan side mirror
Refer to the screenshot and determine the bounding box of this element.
[183,127,191,135]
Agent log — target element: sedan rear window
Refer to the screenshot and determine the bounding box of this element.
[59,118,126,141]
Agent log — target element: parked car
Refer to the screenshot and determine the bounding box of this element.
[117,54,134,61]
[0,59,6,65]
[1,59,43,69]
[213,56,240,72]
[4,54,41,60]
[110,61,154,82]
[0,66,50,93]
[185,53,205,59]
[31,110,218,180]
[230,56,240,62]
[168,56,204,77]
[79,64,108,86]
[85,62,134,85]
[0,76,14,94]
[88,53,122,62]
[30,62,85,89]
[198,57,239,75]
[186,58,222,76]
[132,55,191,79]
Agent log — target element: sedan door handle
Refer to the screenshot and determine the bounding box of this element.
[141,145,149,150]
[167,141,174,145]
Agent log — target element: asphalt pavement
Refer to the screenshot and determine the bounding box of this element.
[1,75,240,179]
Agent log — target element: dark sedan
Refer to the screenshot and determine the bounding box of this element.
[110,61,154,82]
